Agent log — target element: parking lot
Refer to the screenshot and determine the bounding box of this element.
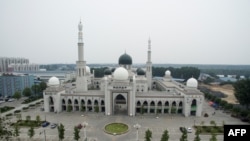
[1,99,248,141]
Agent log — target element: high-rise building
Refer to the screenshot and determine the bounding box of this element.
[0,73,35,97]
[0,57,39,72]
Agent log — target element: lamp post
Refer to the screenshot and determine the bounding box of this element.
[134,123,141,141]
[39,129,46,141]
[82,121,88,140]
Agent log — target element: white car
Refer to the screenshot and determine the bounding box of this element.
[8,99,15,102]
[187,127,192,133]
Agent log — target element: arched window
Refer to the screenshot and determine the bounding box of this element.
[62,99,66,104]
[150,101,155,106]
[68,99,72,105]
[143,101,148,106]
[74,99,78,104]
[157,101,162,106]
[87,100,92,105]
[101,100,105,105]
[172,101,176,107]
[94,100,98,105]
[137,101,141,106]
[164,101,169,106]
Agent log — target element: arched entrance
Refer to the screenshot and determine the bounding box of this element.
[114,94,127,115]
[49,96,54,112]
[190,99,197,116]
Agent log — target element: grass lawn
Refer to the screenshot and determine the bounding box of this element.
[104,123,128,135]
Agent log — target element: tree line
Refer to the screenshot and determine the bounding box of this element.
[12,82,47,100]
[91,66,200,80]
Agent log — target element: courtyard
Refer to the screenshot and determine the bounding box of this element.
[1,99,248,141]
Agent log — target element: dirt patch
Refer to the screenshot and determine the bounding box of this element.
[200,84,238,104]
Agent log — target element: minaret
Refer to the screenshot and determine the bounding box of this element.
[146,38,152,90]
[76,20,88,92]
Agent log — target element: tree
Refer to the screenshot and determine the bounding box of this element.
[145,129,152,141]
[31,85,41,97]
[36,115,41,126]
[160,129,169,141]
[13,91,21,100]
[39,81,47,91]
[210,120,216,128]
[180,129,187,141]
[57,123,65,141]
[22,87,32,97]
[94,105,99,113]
[234,79,250,109]
[28,126,35,139]
[194,127,201,141]
[26,115,31,123]
[0,117,13,140]
[16,114,22,121]
[209,129,217,141]
[13,124,20,138]
[74,126,80,141]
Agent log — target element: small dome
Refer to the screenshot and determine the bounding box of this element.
[86,66,90,74]
[104,68,112,75]
[113,67,129,80]
[137,68,145,75]
[48,76,60,86]
[165,70,171,76]
[186,77,198,88]
[119,53,132,65]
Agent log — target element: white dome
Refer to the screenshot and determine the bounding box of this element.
[186,77,198,88]
[86,66,90,74]
[113,67,129,80]
[48,76,60,86]
[165,70,171,76]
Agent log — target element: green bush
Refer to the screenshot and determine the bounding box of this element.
[0,106,15,113]
[6,113,13,117]
[14,110,21,113]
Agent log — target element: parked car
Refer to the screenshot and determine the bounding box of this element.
[8,98,15,102]
[41,121,50,127]
[76,123,83,129]
[187,127,192,133]
[50,123,57,129]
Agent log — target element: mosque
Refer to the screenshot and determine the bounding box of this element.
[43,21,204,117]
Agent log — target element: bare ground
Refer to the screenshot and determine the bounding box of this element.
[200,84,239,104]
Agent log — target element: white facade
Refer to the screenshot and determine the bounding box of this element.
[43,21,204,117]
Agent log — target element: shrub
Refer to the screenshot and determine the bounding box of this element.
[6,113,13,116]
[14,110,21,113]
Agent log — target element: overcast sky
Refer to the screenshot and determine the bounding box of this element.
[1,0,250,65]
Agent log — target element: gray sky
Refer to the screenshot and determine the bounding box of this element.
[1,0,250,65]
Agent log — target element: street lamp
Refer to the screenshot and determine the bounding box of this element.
[82,121,88,140]
[134,123,141,141]
[39,129,46,141]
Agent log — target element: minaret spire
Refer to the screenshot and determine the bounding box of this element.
[76,20,88,92]
[78,20,83,43]
[146,37,152,90]
[148,37,151,51]
[78,20,84,61]
[147,37,151,62]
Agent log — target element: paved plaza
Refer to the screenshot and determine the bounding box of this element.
[1,99,249,141]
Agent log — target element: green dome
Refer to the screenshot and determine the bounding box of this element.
[137,68,145,75]
[104,68,112,75]
[119,53,132,65]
